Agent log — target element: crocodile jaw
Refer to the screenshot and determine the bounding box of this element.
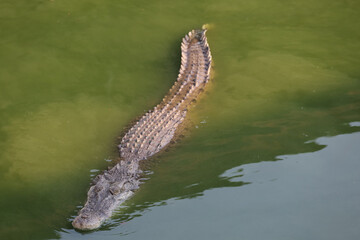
[72,161,139,230]
[72,212,103,230]
[72,186,135,230]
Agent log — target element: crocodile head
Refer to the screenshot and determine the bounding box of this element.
[72,208,105,230]
[72,163,139,230]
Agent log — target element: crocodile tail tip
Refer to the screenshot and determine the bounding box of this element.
[202,23,213,31]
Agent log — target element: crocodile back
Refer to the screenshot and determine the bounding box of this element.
[119,29,212,162]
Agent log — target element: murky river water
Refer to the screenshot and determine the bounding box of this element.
[1,0,359,239]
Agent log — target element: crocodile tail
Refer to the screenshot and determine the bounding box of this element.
[119,28,212,162]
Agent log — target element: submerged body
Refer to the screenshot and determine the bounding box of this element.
[72,28,212,230]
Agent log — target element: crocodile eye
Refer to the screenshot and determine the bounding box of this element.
[109,184,121,195]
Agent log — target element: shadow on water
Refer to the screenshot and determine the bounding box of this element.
[83,89,360,233]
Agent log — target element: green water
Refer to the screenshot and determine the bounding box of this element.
[1,0,360,239]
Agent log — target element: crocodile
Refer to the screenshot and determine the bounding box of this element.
[72,28,212,230]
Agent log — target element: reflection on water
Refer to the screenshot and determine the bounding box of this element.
[1,0,360,239]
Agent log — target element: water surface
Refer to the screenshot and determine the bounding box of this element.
[0,0,359,239]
